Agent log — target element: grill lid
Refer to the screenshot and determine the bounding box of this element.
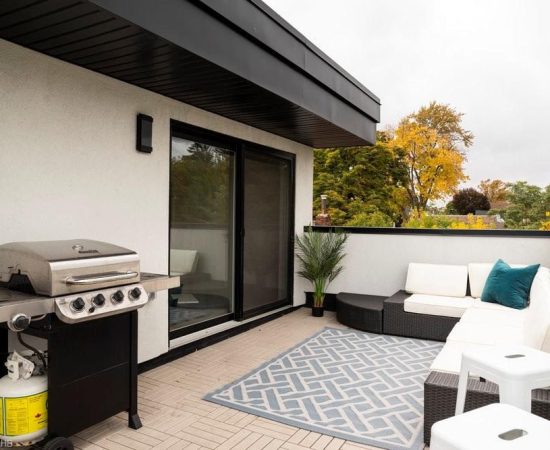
[1,239,136,263]
[0,239,140,296]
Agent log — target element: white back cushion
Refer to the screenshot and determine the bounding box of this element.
[468,262,528,298]
[468,263,495,298]
[405,263,468,297]
[170,249,199,274]
[523,267,550,349]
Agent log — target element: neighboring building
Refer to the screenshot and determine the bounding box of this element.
[489,199,511,211]
[0,1,380,364]
[314,195,332,226]
[444,215,505,229]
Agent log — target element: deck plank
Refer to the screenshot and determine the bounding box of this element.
[73,309,400,450]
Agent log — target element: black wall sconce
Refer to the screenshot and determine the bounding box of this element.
[136,113,153,153]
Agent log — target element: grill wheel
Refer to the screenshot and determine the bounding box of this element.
[41,437,74,450]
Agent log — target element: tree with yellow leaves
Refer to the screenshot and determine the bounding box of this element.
[389,102,473,216]
[478,179,508,208]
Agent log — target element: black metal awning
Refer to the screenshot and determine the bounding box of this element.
[0,0,380,147]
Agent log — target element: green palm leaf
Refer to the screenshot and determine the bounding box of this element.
[295,227,348,308]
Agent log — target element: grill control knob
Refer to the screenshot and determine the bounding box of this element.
[129,287,142,300]
[70,297,86,312]
[92,293,106,307]
[8,313,31,332]
[111,290,124,304]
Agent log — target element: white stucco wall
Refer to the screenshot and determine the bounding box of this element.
[0,39,313,361]
[328,233,550,297]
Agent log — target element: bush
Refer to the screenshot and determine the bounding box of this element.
[449,214,494,229]
[404,212,494,229]
[345,210,394,227]
[452,188,490,215]
[403,212,453,229]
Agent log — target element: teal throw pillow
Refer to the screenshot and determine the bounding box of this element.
[481,259,540,309]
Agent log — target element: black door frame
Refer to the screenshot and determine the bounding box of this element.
[236,143,296,321]
[169,120,295,340]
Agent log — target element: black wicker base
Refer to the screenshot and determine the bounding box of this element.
[335,292,385,333]
[424,371,550,445]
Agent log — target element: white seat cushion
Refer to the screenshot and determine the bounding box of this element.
[459,307,526,328]
[447,322,524,346]
[471,298,521,313]
[405,263,468,297]
[404,294,473,318]
[430,341,492,374]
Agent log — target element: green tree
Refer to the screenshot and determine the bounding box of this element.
[313,133,408,226]
[170,143,232,224]
[503,182,549,229]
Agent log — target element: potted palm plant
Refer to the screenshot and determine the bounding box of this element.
[295,228,348,317]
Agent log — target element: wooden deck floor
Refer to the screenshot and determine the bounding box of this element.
[74,309,386,450]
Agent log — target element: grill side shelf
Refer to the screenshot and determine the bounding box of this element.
[140,273,180,293]
[0,288,53,323]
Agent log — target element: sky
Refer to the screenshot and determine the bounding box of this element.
[263,0,550,188]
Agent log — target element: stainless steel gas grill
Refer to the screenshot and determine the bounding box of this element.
[0,239,141,296]
[0,239,179,449]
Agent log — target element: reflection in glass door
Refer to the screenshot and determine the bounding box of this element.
[169,134,235,336]
[241,150,293,317]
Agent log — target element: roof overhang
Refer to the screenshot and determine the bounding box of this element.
[0,0,380,147]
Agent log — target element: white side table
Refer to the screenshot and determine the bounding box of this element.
[431,403,550,450]
[455,345,550,415]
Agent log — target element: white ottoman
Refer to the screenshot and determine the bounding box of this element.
[431,403,550,450]
[455,345,550,414]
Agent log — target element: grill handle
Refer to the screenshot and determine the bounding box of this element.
[65,271,139,285]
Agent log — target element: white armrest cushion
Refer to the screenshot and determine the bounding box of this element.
[542,326,550,353]
[523,268,550,349]
[405,263,468,297]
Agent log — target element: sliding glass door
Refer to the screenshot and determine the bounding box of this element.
[169,123,294,339]
[241,149,293,317]
[169,132,235,336]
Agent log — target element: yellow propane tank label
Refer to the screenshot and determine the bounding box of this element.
[3,391,47,436]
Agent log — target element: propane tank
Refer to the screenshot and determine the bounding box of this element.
[0,351,47,444]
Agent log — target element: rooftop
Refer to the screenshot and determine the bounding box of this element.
[73,310,378,450]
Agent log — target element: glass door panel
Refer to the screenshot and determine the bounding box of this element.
[169,136,235,336]
[242,150,293,316]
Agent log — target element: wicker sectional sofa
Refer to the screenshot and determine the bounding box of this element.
[384,290,460,341]
[386,263,550,445]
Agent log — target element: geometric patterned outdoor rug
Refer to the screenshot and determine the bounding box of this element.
[205,327,443,450]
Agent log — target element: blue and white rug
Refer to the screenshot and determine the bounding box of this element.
[205,327,443,450]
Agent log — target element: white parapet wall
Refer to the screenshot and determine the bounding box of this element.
[325,232,550,297]
[0,39,313,361]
